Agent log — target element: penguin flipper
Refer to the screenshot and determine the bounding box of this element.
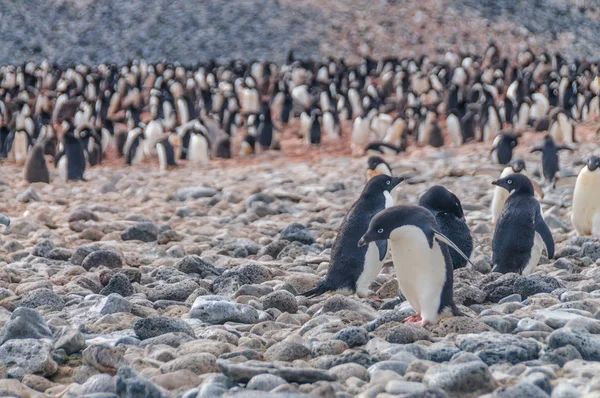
[535,212,555,259]
[298,281,330,298]
[376,240,388,261]
[54,151,65,167]
[432,230,475,268]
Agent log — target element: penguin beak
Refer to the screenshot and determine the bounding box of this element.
[390,176,405,189]
[491,179,500,186]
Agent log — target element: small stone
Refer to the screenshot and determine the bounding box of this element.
[121,222,159,242]
[176,187,218,201]
[100,273,135,297]
[20,288,65,311]
[82,250,123,270]
[54,327,87,355]
[456,332,540,365]
[22,374,55,392]
[0,307,52,344]
[71,245,102,265]
[83,344,125,373]
[69,208,99,222]
[493,381,550,398]
[148,280,198,302]
[16,187,41,203]
[385,324,431,344]
[0,339,57,377]
[279,223,315,245]
[81,228,105,241]
[386,380,427,395]
[158,230,183,245]
[330,363,369,382]
[265,341,310,361]
[151,369,200,391]
[81,374,116,395]
[247,374,288,391]
[423,361,496,395]
[115,366,168,397]
[548,327,600,361]
[47,247,73,260]
[332,327,369,348]
[31,239,55,257]
[189,297,259,324]
[514,275,563,299]
[261,290,298,314]
[92,293,132,315]
[159,353,218,375]
[499,294,522,304]
[430,317,493,336]
[481,273,519,303]
[134,317,195,340]
[173,255,222,277]
[539,345,582,367]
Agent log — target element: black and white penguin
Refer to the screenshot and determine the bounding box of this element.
[549,110,575,144]
[55,121,86,182]
[256,103,274,150]
[419,186,473,269]
[531,135,572,185]
[490,132,519,165]
[124,127,145,165]
[322,110,340,139]
[23,142,50,184]
[571,155,600,236]
[187,128,211,166]
[364,142,404,156]
[366,156,392,180]
[156,135,179,170]
[240,134,256,157]
[214,136,232,159]
[488,159,529,225]
[300,175,404,298]
[491,174,554,275]
[4,129,31,164]
[79,128,103,166]
[307,109,322,146]
[358,205,470,326]
[446,109,463,146]
[417,110,444,147]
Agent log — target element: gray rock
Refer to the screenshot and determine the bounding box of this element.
[20,288,65,311]
[332,326,369,348]
[279,223,315,245]
[16,187,41,203]
[100,274,135,297]
[159,353,218,374]
[176,187,218,201]
[134,317,195,340]
[427,343,461,363]
[456,332,540,365]
[115,366,168,398]
[514,275,563,299]
[121,222,159,242]
[54,327,87,355]
[499,293,522,304]
[82,374,117,395]
[581,241,600,261]
[548,327,600,360]
[189,297,259,324]
[48,247,73,260]
[218,359,335,383]
[492,381,550,398]
[82,250,123,270]
[261,290,298,314]
[423,361,496,395]
[148,280,198,302]
[258,240,288,258]
[31,239,55,257]
[386,380,427,395]
[0,307,52,344]
[138,332,194,348]
[71,245,102,265]
[369,360,410,377]
[69,208,100,222]
[246,374,288,391]
[265,341,310,361]
[385,324,432,344]
[539,345,582,367]
[92,293,132,315]
[173,255,222,277]
[480,273,519,302]
[0,339,58,377]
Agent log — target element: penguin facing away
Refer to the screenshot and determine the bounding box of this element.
[571,155,600,236]
[531,135,573,185]
[490,132,519,165]
[491,174,554,275]
[358,205,471,326]
[419,186,473,269]
[299,175,405,298]
[366,156,392,180]
[24,142,50,184]
[156,136,178,170]
[55,122,86,182]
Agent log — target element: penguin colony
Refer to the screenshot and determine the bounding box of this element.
[2,45,600,325]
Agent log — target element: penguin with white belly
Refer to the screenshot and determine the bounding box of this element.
[55,121,86,182]
[491,174,554,275]
[366,156,392,180]
[571,155,600,236]
[358,205,470,326]
[299,175,405,298]
[531,135,573,186]
[490,132,519,165]
[486,159,530,225]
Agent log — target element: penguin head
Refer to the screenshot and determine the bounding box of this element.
[509,159,526,173]
[492,173,534,196]
[364,174,404,196]
[419,185,464,219]
[358,205,434,247]
[367,156,389,171]
[587,155,600,172]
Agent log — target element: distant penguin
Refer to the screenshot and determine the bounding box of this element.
[531,135,572,185]
[366,156,392,180]
[491,174,554,275]
[156,136,178,170]
[446,110,463,146]
[322,110,340,139]
[307,109,322,145]
[240,134,256,156]
[364,141,403,156]
[358,205,470,326]
[124,127,145,165]
[188,129,211,166]
[419,186,473,269]
[24,142,50,184]
[490,132,519,165]
[571,155,600,236]
[300,175,405,298]
[214,136,232,159]
[256,103,274,150]
[351,114,371,155]
[417,111,444,147]
[144,120,164,157]
[549,111,575,144]
[55,121,86,182]
[5,130,31,164]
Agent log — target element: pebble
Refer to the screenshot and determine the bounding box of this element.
[81,250,123,270]
[121,222,159,242]
[134,317,196,340]
[189,296,259,324]
[423,361,497,395]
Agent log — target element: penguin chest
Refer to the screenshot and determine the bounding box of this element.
[491,186,509,224]
[355,242,385,298]
[14,133,28,164]
[189,135,209,165]
[521,232,544,276]
[572,169,600,236]
[58,156,68,182]
[389,226,446,322]
[446,115,462,146]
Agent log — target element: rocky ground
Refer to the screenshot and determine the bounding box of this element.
[2,0,600,66]
[0,123,600,398]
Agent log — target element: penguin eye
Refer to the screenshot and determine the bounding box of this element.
[386,180,391,185]
[377,229,384,234]
[507,179,513,184]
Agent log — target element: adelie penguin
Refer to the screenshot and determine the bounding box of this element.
[358,205,471,326]
[55,121,86,182]
[490,132,519,165]
[571,155,600,236]
[156,135,179,170]
[491,174,554,275]
[531,135,573,186]
[300,174,404,299]
[23,138,55,184]
[419,186,473,269]
[366,156,392,180]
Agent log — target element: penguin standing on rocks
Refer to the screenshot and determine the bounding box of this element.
[491,174,554,275]
[571,155,600,236]
[490,132,519,165]
[358,205,470,326]
[485,159,530,225]
[156,135,179,170]
[55,121,86,182]
[300,175,405,298]
[124,127,145,165]
[366,156,393,181]
[419,186,473,269]
[24,141,51,184]
[531,135,573,186]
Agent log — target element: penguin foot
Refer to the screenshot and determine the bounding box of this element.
[416,320,429,328]
[404,314,422,323]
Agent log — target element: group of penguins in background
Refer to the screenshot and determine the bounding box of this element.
[300,150,600,326]
[0,43,600,183]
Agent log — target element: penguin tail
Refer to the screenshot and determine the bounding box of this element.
[298,281,330,298]
[451,302,467,317]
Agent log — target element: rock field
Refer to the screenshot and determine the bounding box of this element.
[0,126,600,397]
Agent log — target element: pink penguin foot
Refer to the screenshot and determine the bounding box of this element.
[416,319,429,328]
[404,314,423,324]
